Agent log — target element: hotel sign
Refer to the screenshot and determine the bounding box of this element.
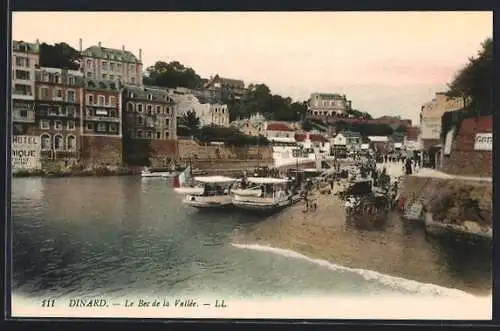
[473,133,492,151]
[12,135,41,171]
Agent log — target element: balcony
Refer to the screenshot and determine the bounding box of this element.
[85,116,120,122]
[41,150,79,159]
[12,110,35,123]
[12,91,34,101]
[38,110,80,118]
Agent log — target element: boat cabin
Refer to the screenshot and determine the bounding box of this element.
[246,177,291,199]
[192,176,238,196]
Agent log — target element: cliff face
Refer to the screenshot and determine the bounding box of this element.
[399,176,492,227]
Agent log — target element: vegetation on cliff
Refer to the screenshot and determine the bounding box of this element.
[441,37,493,138]
[142,61,204,89]
[39,42,81,70]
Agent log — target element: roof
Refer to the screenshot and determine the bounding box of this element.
[82,45,141,64]
[194,176,237,183]
[338,130,361,138]
[368,136,389,142]
[269,137,296,143]
[405,126,420,141]
[266,122,295,132]
[13,40,39,53]
[247,177,290,184]
[84,79,120,91]
[309,134,328,142]
[123,85,175,103]
[211,75,245,88]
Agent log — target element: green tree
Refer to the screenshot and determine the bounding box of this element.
[178,110,201,134]
[39,42,81,70]
[143,61,203,89]
[447,38,493,115]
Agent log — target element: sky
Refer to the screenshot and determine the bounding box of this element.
[12,11,492,125]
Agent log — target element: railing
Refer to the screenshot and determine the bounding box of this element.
[12,111,35,122]
[85,116,120,122]
[41,150,79,159]
[38,111,80,118]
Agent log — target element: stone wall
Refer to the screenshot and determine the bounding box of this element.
[399,175,492,225]
[441,116,492,177]
[177,139,273,162]
[80,135,123,167]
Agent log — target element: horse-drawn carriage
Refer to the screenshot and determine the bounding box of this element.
[341,178,391,229]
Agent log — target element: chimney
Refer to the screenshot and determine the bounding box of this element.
[79,38,83,52]
[98,41,102,48]
[139,48,142,61]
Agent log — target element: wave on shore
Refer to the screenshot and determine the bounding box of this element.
[231,243,477,298]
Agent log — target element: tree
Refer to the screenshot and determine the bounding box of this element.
[447,38,493,115]
[39,42,81,70]
[143,61,203,89]
[179,110,201,133]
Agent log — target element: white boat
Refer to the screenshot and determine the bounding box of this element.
[231,177,300,212]
[141,167,176,178]
[182,176,238,210]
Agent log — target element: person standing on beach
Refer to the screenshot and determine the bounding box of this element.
[404,157,413,175]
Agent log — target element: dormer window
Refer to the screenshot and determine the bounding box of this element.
[147,94,152,100]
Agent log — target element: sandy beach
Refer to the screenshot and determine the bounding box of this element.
[233,166,492,296]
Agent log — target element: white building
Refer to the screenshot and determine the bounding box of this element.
[80,40,143,86]
[170,93,230,127]
[12,40,40,101]
[307,92,352,117]
[419,92,465,140]
[231,113,266,136]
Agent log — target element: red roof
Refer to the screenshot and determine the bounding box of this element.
[295,134,306,142]
[267,122,295,132]
[294,133,328,142]
[309,134,328,142]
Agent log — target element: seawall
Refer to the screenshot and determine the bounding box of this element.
[399,175,492,226]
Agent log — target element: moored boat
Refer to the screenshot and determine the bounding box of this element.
[141,167,176,178]
[231,177,300,212]
[182,176,238,210]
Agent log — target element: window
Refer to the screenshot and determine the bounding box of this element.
[87,94,94,105]
[145,131,152,139]
[15,57,27,67]
[110,63,115,71]
[102,61,108,70]
[110,110,116,117]
[165,107,170,115]
[147,94,152,100]
[110,75,114,80]
[15,70,30,80]
[165,118,170,126]
[156,105,162,114]
[136,130,143,138]
[127,102,134,112]
[86,59,92,67]
[164,131,169,139]
[146,105,152,114]
[53,89,63,98]
[40,87,49,99]
[98,96,105,106]
[131,77,135,84]
[102,74,108,80]
[67,136,76,150]
[67,121,75,130]
[67,90,76,103]
[117,63,122,71]
[86,107,93,117]
[20,109,28,117]
[109,123,118,132]
[54,120,63,130]
[53,75,61,84]
[67,106,76,117]
[109,96,116,106]
[41,134,51,150]
[59,106,67,116]
[54,135,63,150]
[97,123,106,132]
[68,76,75,85]
[86,122,94,130]
[156,132,162,139]
[87,72,92,78]
[40,120,50,130]
[136,115,144,125]
[137,104,143,113]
